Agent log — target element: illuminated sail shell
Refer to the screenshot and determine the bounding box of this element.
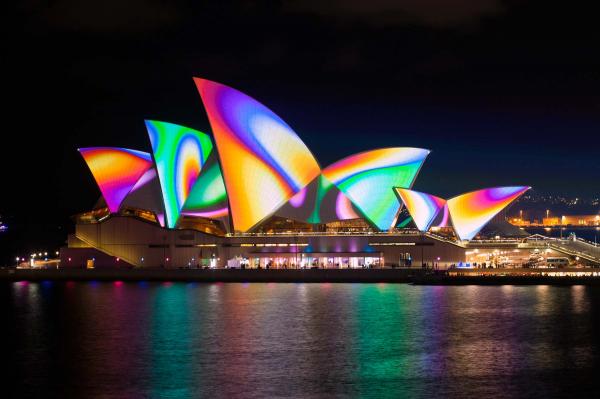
[394,188,446,232]
[447,186,530,240]
[181,151,229,228]
[275,174,361,223]
[195,78,321,232]
[79,147,153,213]
[121,167,166,227]
[322,148,430,230]
[145,120,213,228]
[433,204,450,228]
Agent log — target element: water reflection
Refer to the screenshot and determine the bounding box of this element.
[2,282,600,398]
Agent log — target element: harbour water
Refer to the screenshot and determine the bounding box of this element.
[3,282,600,398]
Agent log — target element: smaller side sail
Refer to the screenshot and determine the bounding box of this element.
[79,147,153,213]
[394,188,446,232]
[447,186,531,241]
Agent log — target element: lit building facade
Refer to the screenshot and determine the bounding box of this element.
[65,79,530,269]
[542,215,600,226]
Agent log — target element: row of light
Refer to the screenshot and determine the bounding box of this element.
[16,251,60,262]
[239,243,309,247]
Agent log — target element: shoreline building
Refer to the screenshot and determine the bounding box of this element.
[63,79,530,269]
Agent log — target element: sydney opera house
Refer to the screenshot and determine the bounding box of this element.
[63,78,530,269]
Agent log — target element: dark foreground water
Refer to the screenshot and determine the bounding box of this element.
[3,282,600,398]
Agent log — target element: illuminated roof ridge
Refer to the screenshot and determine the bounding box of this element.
[194,77,321,232]
[79,147,154,213]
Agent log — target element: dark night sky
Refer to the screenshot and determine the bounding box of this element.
[1,0,599,259]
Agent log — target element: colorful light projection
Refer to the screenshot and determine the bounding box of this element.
[335,191,361,220]
[434,204,450,228]
[447,186,530,240]
[194,78,321,232]
[145,120,213,228]
[79,147,153,213]
[322,148,430,230]
[394,188,446,232]
[120,167,166,227]
[276,175,360,223]
[181,152,229,220]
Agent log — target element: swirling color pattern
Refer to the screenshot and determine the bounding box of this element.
[434,204,450,228]
[395,188,446,232]
[322,148,430,230]
[276,175,360,223]
[79,147,153,213]
[447,186,531,240]
[195,78,321,232]
[181,153,229,220]
[146,120,213,228]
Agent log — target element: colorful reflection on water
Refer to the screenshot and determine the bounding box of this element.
[3,282,600,398]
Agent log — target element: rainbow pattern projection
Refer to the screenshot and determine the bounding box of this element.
[181,154,229,220]
[79,147,153,213]
[276,175,360,223]
[447,186,530,240]
[394,188,446,232]
[195,78,321,232]
[145,120,213,228]
[434,204,450,228]
[322,148,430,230]
[336,191,361,220]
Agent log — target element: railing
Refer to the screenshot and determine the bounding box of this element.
[574,237,599,247]
[468,238,521,244]
[424,232,464,246]
[547,242,600,265]
[227,230,424,238]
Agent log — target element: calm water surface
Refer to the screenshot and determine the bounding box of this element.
[2,282,600,398]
